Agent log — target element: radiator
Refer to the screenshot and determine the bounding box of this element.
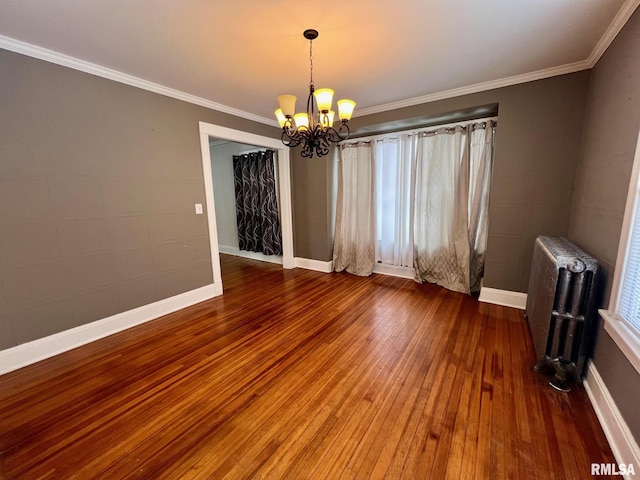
[525,236,598,391]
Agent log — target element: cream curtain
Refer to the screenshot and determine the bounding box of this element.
[413,126,471,293]
[468,125,495,292]
[333,144,375,276]
[413,123,495,294]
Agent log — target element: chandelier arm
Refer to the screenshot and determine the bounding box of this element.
[300,138,314,158]
[306,88,316,130]
[320,124,350,143]
[281,128,302,148]
[315,136,331,157]
[337,121,351,140]
[283,117,296,135]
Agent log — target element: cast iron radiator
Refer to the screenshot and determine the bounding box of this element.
[525,236,598,391]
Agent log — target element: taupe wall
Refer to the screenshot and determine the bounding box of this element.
[297,73,591,290]
[290,145,338,261]
[210,142,246,250]
[0,49,278,349]
[567,7,640,443]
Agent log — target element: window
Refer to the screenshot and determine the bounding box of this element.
[601,130,640,374]
[373,135,415,269]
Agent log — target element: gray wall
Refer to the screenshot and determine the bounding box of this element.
[568,7,640,443]
[210,142,252,250]
[295,73,591,290]
[0,49,279,349]
[290,145,338,261]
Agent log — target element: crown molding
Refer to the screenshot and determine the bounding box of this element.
[354,59,592,118]
[587,0,640,67]
[355,0,640,118]
[2,0,639,124]
[0,34,278,127]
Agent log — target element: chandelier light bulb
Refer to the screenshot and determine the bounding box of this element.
[314,88,334,113]
[337,99,356,122]
[277,94,297,118]
[275,109,287,128]
[321,111,335,128]
[293,112,310,130]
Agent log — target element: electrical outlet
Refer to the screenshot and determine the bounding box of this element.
[195,203,203,214]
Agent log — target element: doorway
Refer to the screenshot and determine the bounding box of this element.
[198,122,295,296]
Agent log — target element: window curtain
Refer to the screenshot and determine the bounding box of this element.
[374,135,415,267]
[413,123,494,294]
[413,126,471,293]
[333,144,375,276]
[333,120,495,294]
[232,150,283,256]
[468,124,495,292]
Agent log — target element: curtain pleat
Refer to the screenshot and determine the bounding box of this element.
[468,124,495,292]
[232,156,247,251]
[233,150,282,256]
[333,144,375,276]
[258,151,283,256]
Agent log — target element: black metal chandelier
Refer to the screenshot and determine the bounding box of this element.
[275,29,356,158]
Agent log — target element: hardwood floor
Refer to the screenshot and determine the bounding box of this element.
[0,255,615,479]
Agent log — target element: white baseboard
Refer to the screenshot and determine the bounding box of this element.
[584,361,640,476]
[478,287,527,310]
[0,284,218,376]
[218,245,283,265]
[295,257,334,273]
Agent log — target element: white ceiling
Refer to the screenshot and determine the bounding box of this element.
[0,0,638,126]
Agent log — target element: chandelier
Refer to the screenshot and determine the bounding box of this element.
[275,29,356,158]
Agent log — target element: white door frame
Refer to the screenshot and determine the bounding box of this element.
[198,122,295,296]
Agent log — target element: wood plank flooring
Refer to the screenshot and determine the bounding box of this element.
[0,255,615,479]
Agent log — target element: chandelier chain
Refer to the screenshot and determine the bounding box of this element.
[309,38,314,88]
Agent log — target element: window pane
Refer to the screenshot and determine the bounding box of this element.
[375,141,399,264]
[374,137,414,267]
[619,192,640,333]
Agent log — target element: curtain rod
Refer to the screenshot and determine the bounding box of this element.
[343,116,498,146]
[237,147,270,155]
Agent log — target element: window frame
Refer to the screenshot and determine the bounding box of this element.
[601,130,640,375]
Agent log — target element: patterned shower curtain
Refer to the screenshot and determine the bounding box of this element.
[232,150,283,256]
